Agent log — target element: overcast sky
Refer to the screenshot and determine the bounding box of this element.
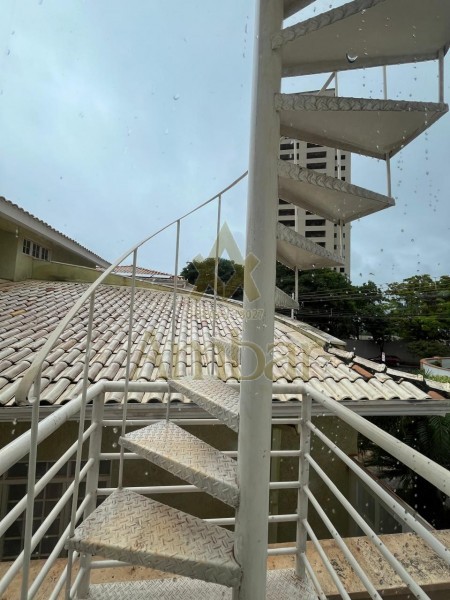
[0,0,448,287]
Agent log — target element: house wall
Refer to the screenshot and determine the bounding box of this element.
[0,216,101,282]
[0,230,18,280]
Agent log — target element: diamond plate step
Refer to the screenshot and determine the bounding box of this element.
[169,376,240,432]
[120,420,239,507]
[67,489,241,588]
[278,160,394,224]
[276,93,448,160]
[86,570,318,599]
[275,0,450,77]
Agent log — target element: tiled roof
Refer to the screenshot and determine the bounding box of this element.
[111,266,177,278]
[0,280,444,408]
[0,196,109,268]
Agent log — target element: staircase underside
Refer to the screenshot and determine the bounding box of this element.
[277,94,448,159]
[277,0,450,76]
[86,570,317,600]
[278,160,394,223]
[276,222,343,270]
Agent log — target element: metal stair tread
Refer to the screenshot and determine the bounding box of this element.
[278,159,394,223]
[276,93,448,159]
[67,488,241,588]
[275,0,450,77]
[86,569,318,599]
[120,420,239,507]
[276,222,343,271]
[169,376,240,432]
[275,285,299,310]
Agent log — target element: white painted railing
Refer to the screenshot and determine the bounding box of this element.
[1,379,449,598]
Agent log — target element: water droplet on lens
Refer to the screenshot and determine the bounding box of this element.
[346,52,358,63]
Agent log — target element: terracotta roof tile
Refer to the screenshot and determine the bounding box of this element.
[0,280,442,407]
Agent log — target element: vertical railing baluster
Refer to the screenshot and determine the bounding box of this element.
[386,153,392,197]
[78,392,105,597]
[439,48,444,103]
[383,65,388,100]
[166,219,181,421]
[296,392,312,579]
[20,373,41,600]
[65,292,96,600]
[118,250,138,489]
[212,194,222,376]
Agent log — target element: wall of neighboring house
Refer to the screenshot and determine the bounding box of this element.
[0,230,18,280]
[0,217,99,281]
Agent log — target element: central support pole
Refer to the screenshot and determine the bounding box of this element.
[234,1,283,598]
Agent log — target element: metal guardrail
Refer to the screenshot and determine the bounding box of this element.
[1,380,449,598]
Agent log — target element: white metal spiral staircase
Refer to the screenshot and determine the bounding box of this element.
[63,1,450,598]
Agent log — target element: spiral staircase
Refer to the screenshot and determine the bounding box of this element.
[65,1,450,598]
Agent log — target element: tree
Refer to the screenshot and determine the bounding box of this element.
[181,257,244,300]
[386,275,450,357]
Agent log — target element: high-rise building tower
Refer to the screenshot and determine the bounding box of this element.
[278,133,351,275]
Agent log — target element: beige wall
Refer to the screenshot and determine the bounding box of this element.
[0,230,18,280]
[0,217,101,282]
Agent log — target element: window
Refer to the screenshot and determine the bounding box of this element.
[22,239,31,255]
[280,142,294,150]
[279,209,295,216]
[335,165,346,171]
[307,162,327,170]
[306,219,326,227]
[0,460,112,560]
[307,151,326,159]
[22,239,50,261]
[307,143,321,148]
[280,220,295,227]
[316,242,326,247]
[306,211,313,215]
[305,230,326,238]
[340,267,345,273]
[280,154,294,161]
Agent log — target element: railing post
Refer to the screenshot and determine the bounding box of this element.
[65,292,96,599]
[118,250,138,488]
[212,195,222,376]
[20,374,41,600]
[166,219,181,421]
[78,392,105,598]
[296,392,312,578]
[235,1,283,598]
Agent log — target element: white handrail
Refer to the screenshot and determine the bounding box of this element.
[15,172,248,405]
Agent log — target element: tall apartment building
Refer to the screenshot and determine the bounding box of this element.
[278,138,351,275]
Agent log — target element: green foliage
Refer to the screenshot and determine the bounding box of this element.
[359,415,450,528]
[180,257,244,300]
[386,275,450,357]
[276,267,450,353]
[276,265,390,342]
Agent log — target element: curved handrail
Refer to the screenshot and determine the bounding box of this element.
[15,171,248,405]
